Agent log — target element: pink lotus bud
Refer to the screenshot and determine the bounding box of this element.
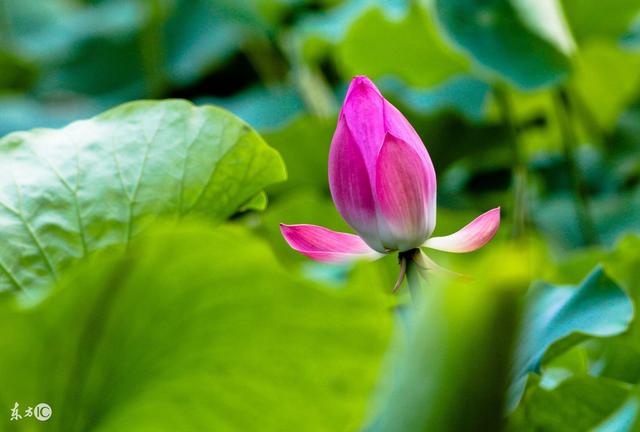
[280,76,500,268]
[328,76,436,252]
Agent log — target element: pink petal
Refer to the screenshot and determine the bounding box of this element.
[341,76,386,170]
[424,208,501,253]
[279,224,382,263]
[374,133,436,251]
[329,116,383,251]
[383,99,437,190]
[383,100,428,157]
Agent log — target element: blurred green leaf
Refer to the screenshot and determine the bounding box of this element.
[2,0,277,113]
[533,188,640,250]
[537,344,590,389]
[592,339,640,385]
[605,235,640,309]
[45,33,147,99]
[292,0,407,66]
[434,0,574,89]
[0,99,285,296]
[238,191,268,212]
[623,17,640,47]
[542,246,608,285]
[0,49,38,92]
[203,85,305,131]
[5,0,148,99]
[380,76,490,122]
[0,224,392,431]
[560,0,640,44]
[510,267,633,407]
[486,88,563,156]
[593,391,640,432]
[163,0,265,87]
[336,5,469,87]
[0,95,108,137]
[367,247,529,431]
[593,236,640,385]
[262,115,335,196]
[507,375,631,431]
[570,40,640,131]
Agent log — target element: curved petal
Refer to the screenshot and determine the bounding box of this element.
[383,100,437,214]
[329,118,383,251]
[280,224,383,263]
[424,208,501,253]
[341,76,385,169]
[374,133,436,251]
[383,100,430,158]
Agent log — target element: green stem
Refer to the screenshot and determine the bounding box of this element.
[279,32,337,118]
[567,87,603,146]
[243,32,288,87]
[403,250,425,303]
[553,88,599,246]
[493,85,527,238]
[139,0,167,98]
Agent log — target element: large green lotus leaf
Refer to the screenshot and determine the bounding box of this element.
[560,0,640,44]
[0,100,286,296]
[507,375,631,431]
[433,0,573,89]
[0,224,392,431]
[367,246,529,431]
[509,267,633,407]
[570,40,640,131]
[336,6,469,87]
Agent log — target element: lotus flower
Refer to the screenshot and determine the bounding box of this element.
[280,76,500,289]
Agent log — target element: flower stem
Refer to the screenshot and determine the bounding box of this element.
[401,249,424,302]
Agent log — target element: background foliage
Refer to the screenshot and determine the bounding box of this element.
[1,0,640,430]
